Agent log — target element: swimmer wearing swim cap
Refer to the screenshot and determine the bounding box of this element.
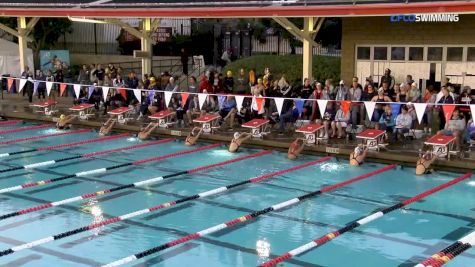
[350,144,368,166]
[229,132,251,153]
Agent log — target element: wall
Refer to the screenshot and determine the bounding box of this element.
[341,14,475,83]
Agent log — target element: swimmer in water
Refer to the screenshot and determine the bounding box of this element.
[288,138,305,160]
[56,114,76,130]
[416,151,437,175]
[229,132,251,152]
[99,117,116,136]
[185,127,203,146]
[349,144,368,166]
[137,122,160,140]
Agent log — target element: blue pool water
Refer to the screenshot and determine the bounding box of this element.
[0,123,474,267]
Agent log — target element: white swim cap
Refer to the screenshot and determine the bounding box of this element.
[234,132,240,139]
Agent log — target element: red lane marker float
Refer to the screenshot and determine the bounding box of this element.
[0,133,129,158]
[0,138,175,174]
[0,143,219,194]
[0,156,331,258]
[415,231,475,267]
[101,164,396,267]
[0,150,272,220]
[0,129,90,145]
[0,124,50,135]
[260,173,473,267]
[0,120,21,126]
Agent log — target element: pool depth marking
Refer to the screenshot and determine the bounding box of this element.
[0,138,174,174]
[0,124,50,135]
[0,133,129,158]
[101,164,395,267]
[0,120,22,126]
[0,156,331,258]
[0,142,219,194]
[260,172,473,267]
[0,129,90,145]
[0,150,272,220]
[415,231,475,267]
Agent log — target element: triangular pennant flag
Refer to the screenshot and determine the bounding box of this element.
[256,97,264,112]
[471,105,475,123]
[148,90,155,103]
[235,95,245,111]
[60,83,67,96]
[198,93,207,110]
[19,78,27,93]
[73,84,81,99]
[7,78,14,92]
[46,81,53,96]
[341,100,351,116]
[317,99,328,119]
[274,97,284,115]
[88,86,95,99]
[164,91,173,108]
[414,103,428,124]
[295,99,305,115]
[133,89,142,103]
[442,104,456,122]
[33,81,39,95]
[102,86,109,101]
[119,87,127,100]
[391,104,401,117]
[218,95,226,109]
[180,93,189,108]
[364,101,376,120]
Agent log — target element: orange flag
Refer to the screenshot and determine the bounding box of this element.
[7,78,14,92]
[59,83,67,96]
[442,104,456,122]
[256,97,264,112]
[341,100,351,116]
[119,88,127,100]
[180,93,189,108]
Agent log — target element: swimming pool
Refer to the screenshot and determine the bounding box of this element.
[0,122,473,267]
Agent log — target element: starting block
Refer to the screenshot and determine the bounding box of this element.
[424,134,456,160]
[108,107,133,124]
[69,103,95,120]
[149,110,176,128]
[242,119,270,138]
[30,100,58,116]
[356,129,385,151]
[295,124,324,145]
[193,114,221,134]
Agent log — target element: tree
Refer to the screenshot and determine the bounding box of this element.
[0,17,72,69]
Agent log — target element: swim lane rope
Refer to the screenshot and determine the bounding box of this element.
[0,128,90,145]
[0,124,50,134]
[260,172,473,267]
[0,156,331,258]
[0,120,21,126]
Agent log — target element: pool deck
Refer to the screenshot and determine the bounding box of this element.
[1,94,474,172]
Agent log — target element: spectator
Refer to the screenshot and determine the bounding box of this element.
[348,77,362,126]
[201,90,218,114]
[251,89,265,119]
[180,48,189,76]
[300,78,312,99]
[304,83,324,121]
[279,100,299,134]
[235,68,249,95]
[89,64,97,83]
[381,81,394,99]
[185,94,201,125]
[438,109,466,151]
[188,76,198,93]
[335,80,348,101]
[392,83,401,100]
[363,76,373,93]
[45,70,55,99]
[437,86,455,130]
[88,85,102,110]
[466,118,475,143]
[219,95,237,128]
[317,101,336,139]
[224,70,234,94]
[93,64,105,85]
[324,79,335,100]
[376,105,396,138]
[248,69,256,87]
[379,68,395,90]
[331,104,350,138]
[213,73,224,93]
[24,77,34,103]
[405,74,414,86]
[263,67,272,90]
[36,70,46,100]
[396,83,408,102]
[126,72,139,89]
[268,80,282,98]
[78,65,89,85]
[165,77,178,92]
[220,49,232,67]
[393,105,413,142]
[199,73,212,93]
[408,82,421,102]
[108,63,117,79]
[371,87,392,122]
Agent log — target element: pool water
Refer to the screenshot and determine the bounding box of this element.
[0,123,474,267]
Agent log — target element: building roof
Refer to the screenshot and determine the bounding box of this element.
[1,0,475,17]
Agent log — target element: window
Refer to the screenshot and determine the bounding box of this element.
[409,47,424,61]
[374,47,387,60]
[427,47,443,61]
[391,47,405,60]
[447,47,463,61]
[357,47,370,60]
[468,47,475,61]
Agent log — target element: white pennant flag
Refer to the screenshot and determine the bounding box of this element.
[102,86,109,101]
[133,89,142,103]
[198,93,207,110]
[364,101,376,120]
[414,103,428,124]
[46,82,53,96]
[164,91,173,108]
[235,95,245,111]
[19,79,27,93]
[274,97,284,115]
[470,105,475,123]
[317,99,328,118]
[73,84,82,99]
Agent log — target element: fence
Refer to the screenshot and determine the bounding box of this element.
[251,36,341,57]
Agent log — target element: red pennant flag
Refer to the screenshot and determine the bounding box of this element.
[59,83,67,96]
[341,100,351,116]
[442,104,456,122]
[180,93,189,108]
[256,97,264,112]
[119,88,127,100]
[7,78,14,92]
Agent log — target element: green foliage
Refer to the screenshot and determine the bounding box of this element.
[29,18,72,52]
[224,55,340,87]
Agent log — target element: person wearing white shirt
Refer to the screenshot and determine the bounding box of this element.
[393,105,413,142]
[437,109,466,151]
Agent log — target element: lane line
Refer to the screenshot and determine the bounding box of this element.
[0,129,90,145]
[0,124,49,135]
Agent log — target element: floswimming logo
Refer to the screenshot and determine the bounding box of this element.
[390,14,459,23]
